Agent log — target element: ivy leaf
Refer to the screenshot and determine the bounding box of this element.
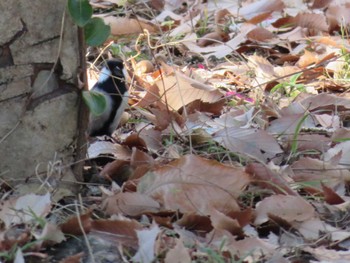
[82,90,107,116]
[67,0,92,27]
[84,17,111,46]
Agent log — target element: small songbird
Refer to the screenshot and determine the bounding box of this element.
[87,59,129,137]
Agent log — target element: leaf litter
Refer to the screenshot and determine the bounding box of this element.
[3,0,350,262]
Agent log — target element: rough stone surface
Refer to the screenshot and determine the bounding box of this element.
[0,0,83,194]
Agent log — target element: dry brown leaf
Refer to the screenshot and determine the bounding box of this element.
[101,192,160,216]
[155,70,223,111]
[247,27,275,42]
[135,60,155,75]
[254,195,315,225]
[197,32,229,47]
[324,141,350,166]
[130,148,154,168]
[246,163,297,195]
[138,128,163,152]
[246,11,273,24]
[102,16,158,35]
[209,208,243,237]
[291,157,350,190]
[59,252,84,263]
[267,113,315,135]
[322,183,345,205]
[87,141,132,160]
[123,133,147,151]
[303,246,350,261]
[34,223,65,246]
[239,0,284,20]
[138,155,250,214]
[326,4,350,32]
[297,218,350,241]
[0,193,51,228]
[311,0,332,9]
[182,24,256,58]
[331,127,350,141]
[100,159,131,184]
[164,238,191,263]
[273,13,329,32]
[91,217,142,248]
[214,127,282,163]
[185,99,226,115]
[293,134,331,152]
[60,212,92,236]
[176,213,213,233]
[297,50,319,68]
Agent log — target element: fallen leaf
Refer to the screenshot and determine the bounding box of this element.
[0,193,51,228]
[246,163,297,195]
[254,195,315,225]
[101,192,160,216]
[101,16,158,35]
[138,155,250,214]
[164,238,191,263]
[214,127,282,162]
[132,222,160,263]
[60,212,92,236]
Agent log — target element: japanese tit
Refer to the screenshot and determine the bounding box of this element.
[87,59,129,137]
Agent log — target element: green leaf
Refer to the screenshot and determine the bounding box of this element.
[84,17,111,46]
[82,90,107,116]
[67,0,92,27]
[270,83,284,93]
[290,73,302,84]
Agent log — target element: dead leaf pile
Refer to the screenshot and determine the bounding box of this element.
[4,0,350,262]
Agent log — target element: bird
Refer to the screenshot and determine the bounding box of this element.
[87,59,129,137]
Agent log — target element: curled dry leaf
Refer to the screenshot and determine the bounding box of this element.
[291,157,350,190]
[247,27,275,42]
[239,0,285,20]
[138,128,163,152]
[60,211,92,236]
[214,127,282,163]
[155,70,223,111]
[246,163,297,195]
[164,238,191,263]
[197,32,229,47]
[297,218,350,241]
[176,213,213,233]
[91,217,142,248]
[138,155,250,214]
[59,252,84,263]
[132,222,160,263]
[209,208,243,237]
[100,159,132,184]
[0,193,51,228]
[300,93,350,112]
[321,183,345,205]
[135,60,155,75]
[34,223,65,246]
[102,16,158,35]
[101,192,160,216]
[254,195,315,225]
[273,13,329,32]
[87,141,131,160]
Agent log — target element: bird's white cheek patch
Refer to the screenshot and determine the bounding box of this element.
[98,67,112,84]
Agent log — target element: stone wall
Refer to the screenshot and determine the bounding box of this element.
[0,0,84,197]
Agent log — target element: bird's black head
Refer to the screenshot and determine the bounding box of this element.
[96,59,127,94]
[106,59,124,80]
